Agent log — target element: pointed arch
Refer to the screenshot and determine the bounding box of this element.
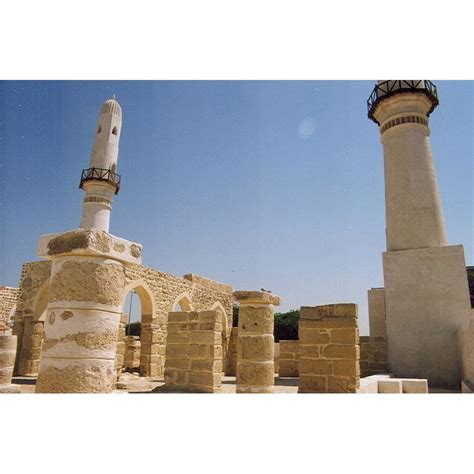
[121,280,155,325]
[210,301,230,338]
[172,292,194,312]
[33,280,50,322]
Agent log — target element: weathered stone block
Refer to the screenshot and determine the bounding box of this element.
[237,361,274,387]
[378,379,402,393]
[330,328,359,345]
[299,328,330,344]
[327,375,358,393]
[323,345,359,360]
[299,358,331,375]
[239,335,274,361]
[332,359,360,377]
[298,375,327,393]
[300,304,358,320]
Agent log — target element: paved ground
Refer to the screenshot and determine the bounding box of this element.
[11,374,299,394]
[9,374,459,394]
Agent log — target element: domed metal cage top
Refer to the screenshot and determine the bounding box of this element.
[367,80,439,125]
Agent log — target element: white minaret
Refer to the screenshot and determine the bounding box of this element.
[79,95,122,231]
[368,80,447,251]
[367,81,472,387]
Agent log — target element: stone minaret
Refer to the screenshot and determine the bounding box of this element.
[79,95,122,231]
[368,80,447,251]
[366,81,472,388]
[35,95,143,393]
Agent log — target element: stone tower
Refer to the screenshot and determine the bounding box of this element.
[367,80,471,388]
[79,95,122,231]
[35,96,143,393]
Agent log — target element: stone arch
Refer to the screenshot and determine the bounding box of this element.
[210,301,230,338]
[120,280,156,377]
[121,280,155,325]
[33,280,50,322]
[211,301,231,374]
[172,292,194,312]
[17,280,50,376]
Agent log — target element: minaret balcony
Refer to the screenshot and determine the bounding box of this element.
[367,80,439,124]
[79,167,121,194]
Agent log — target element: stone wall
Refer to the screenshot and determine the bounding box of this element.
[164,310,222,392]
[359,336,387,377]
[279,340,299,377]
[12,260,233,379]
[298,304,360,393]
[12,261,51,374]
[0,286,20,333]
[123,264,233,378]
[458,314,474,392]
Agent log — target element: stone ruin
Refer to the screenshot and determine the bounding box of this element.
[1,82,474,394]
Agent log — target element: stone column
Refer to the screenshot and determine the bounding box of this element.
[17,319,44,376]
[224,327,238,376]
[124,336,141,371]
[35,228,142,393]
[234,291,281,394]
[0,335,20,393]
[298,304,360,393]
[114,313,127,376]
[140,322,163,377]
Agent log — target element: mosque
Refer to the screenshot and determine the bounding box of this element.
[0,81,472,393]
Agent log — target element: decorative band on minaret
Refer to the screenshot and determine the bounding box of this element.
[367,80,447,252]
[79,95,122,232]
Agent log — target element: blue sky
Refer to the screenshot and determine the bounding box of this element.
[0,81,472,333]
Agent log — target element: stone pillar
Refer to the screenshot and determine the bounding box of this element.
[298,304,360,393]
[124,336,141,371]
[35,228,142,393]
[367,288,386,337]
[359,336,387,377]
[225,327,238,376]
[164,311,222,392]
[279,340,299,377]
[0,335,20,393]
[17,319,44,376]
[114,313,127,376]
[234,291,281,394]
[140,322,163,378]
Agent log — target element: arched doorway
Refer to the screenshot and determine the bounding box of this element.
[118,282,155,377]
[17,281,49,376]
[210,302,230,374]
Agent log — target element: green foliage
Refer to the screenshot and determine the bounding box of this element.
[468,267,474,308]
[274,309,299,342]
[125,321,141,337]
[232,304,239,327]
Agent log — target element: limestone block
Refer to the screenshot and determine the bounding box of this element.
[238,306,274,335]
[401,379,428,393]
[239,335,274,361]
[368,288,387,337]
[233,291,281,307]
[37,228,143,265]
[377,379,402,393]
[0,335,17,386]
[383,245,471,387]
[237,361,274,388]
[298,303,360,393]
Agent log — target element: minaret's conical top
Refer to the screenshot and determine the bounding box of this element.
[100,94,122,117]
